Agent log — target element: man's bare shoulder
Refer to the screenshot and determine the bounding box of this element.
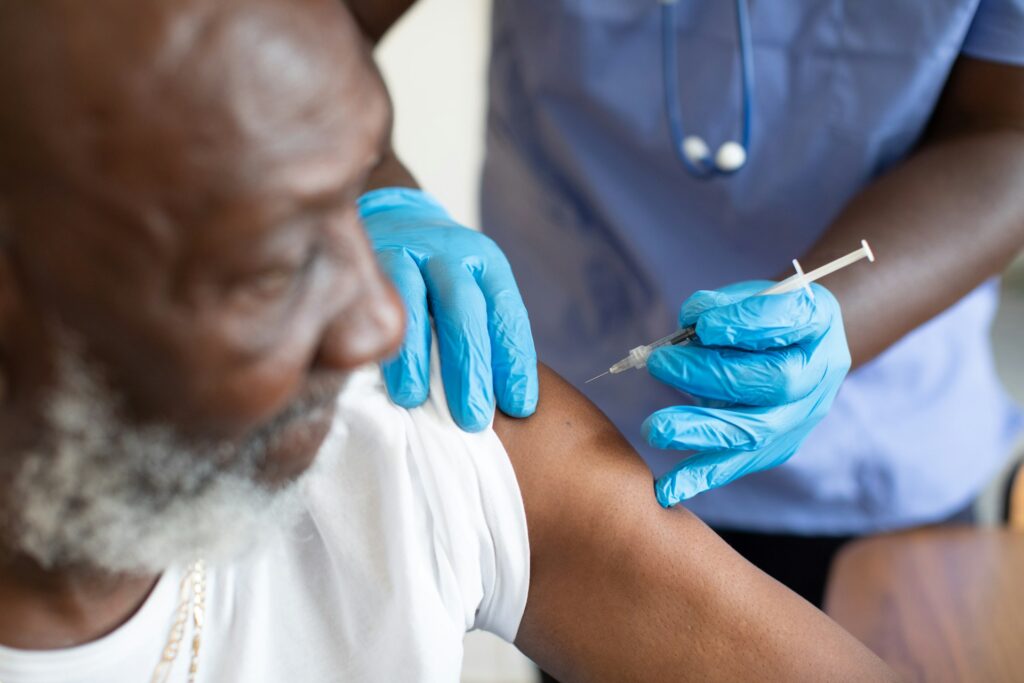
[494,366,684,561]
[493,365,895,682]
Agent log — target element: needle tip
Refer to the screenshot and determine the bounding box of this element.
[585,372,610,384]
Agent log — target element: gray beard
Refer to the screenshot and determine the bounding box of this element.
[6,343,346,575]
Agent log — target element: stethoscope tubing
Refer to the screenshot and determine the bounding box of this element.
[661,0,754,178]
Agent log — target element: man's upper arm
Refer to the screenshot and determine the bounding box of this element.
[342,0,418,43]
[494,366,895,682]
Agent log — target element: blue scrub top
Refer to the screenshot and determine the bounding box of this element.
[481,0,1024,535]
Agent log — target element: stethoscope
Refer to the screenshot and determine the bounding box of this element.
[661,0,754,178]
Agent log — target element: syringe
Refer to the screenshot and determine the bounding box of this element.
[585,240,875,383]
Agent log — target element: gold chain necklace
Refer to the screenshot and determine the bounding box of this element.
[150,559,207,683]
[0,559,206,683]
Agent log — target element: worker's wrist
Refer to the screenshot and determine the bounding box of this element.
[358,187,453,225]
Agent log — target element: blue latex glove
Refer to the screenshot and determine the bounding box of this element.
[642,280,851,507]
[358,187,538,431]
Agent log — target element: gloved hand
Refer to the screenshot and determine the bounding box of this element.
[642,280,851,507]
[358,187,538,432]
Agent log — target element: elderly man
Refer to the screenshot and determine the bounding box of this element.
[0,1,893,681]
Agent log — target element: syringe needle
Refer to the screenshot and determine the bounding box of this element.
[585,371,610,384]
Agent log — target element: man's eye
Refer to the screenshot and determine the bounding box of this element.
[232,244,322,304]
[245,267,297,299]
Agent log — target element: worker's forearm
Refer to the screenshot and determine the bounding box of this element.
[799,129,1024,368]
[339,0,419,190]
[343,0,417,43]
[366,147,419,191]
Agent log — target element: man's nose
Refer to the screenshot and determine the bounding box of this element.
[315,261,405,371]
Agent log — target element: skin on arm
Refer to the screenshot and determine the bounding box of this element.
[495,366,896,682]
[799,57,1024,368]
[343,0,417,44]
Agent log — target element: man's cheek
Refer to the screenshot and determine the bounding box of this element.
[119,329,313,441]
[186,356,315,440]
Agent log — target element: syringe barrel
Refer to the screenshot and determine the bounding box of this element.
[601,240,873,380]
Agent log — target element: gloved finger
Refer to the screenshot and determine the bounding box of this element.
[376,249,431,408]
[647,342,823,406]
[654,443,798,506]
[677,280,773,327]
[423,258,495,432]
[476,256,539,418]
[642,402,808,452]
[696,284,837,350]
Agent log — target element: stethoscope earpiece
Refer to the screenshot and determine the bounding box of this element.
[682,136,711,167]
[715,141,747,173]
[682,136,748,174]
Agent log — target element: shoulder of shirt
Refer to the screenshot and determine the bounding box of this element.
[297,360,530,641]
[313,362,508,486]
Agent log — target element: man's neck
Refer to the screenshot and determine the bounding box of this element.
[0,552,160,650]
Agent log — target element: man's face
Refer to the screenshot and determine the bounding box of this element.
[0,0,404,570]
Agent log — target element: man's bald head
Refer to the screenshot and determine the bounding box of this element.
[0,0,387,218]
[0,0,404,572]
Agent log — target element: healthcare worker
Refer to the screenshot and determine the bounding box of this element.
[351,0,1024,607]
